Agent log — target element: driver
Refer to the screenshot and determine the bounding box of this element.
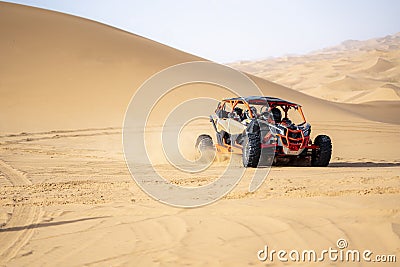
[228,107,244,121]
[268,108,295,128]
[267,107,282,124]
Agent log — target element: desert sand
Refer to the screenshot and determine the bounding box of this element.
[0,2,399,266]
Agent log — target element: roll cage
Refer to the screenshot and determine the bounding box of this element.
[215,96,307,123]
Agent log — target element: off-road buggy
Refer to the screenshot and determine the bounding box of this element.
[196,96,332,167]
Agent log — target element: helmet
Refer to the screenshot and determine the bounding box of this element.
[270,107,282,123]
[234,107,243,117]
[249,106,258,117]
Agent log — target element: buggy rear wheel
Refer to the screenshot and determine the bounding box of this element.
[196,134,214,152]
[196,134,215,161]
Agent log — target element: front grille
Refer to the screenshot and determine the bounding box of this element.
[281,129,304,151]
[288,131,302,140]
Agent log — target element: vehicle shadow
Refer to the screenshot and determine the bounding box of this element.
[258,161,400,168]
[328,162,400,168]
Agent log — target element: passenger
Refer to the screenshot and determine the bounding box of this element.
[247,106,258,119]
[228,107,242,121]
[233,107,244,121]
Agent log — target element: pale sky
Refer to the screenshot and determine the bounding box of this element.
[4,0,400,63]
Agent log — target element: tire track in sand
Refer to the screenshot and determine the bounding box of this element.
[0,159,42,265]
[0,160,32,186]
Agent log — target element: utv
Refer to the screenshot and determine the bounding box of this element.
[196,96,332,167]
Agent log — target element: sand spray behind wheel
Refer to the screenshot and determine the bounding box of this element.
[123,61,271,207]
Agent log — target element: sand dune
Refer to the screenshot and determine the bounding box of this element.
[0,2,201,133]
[326,75,382,91]
[349,87,400,103]
[366,57,395,73]
[229,34,400,104]
[0,3,399,266]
